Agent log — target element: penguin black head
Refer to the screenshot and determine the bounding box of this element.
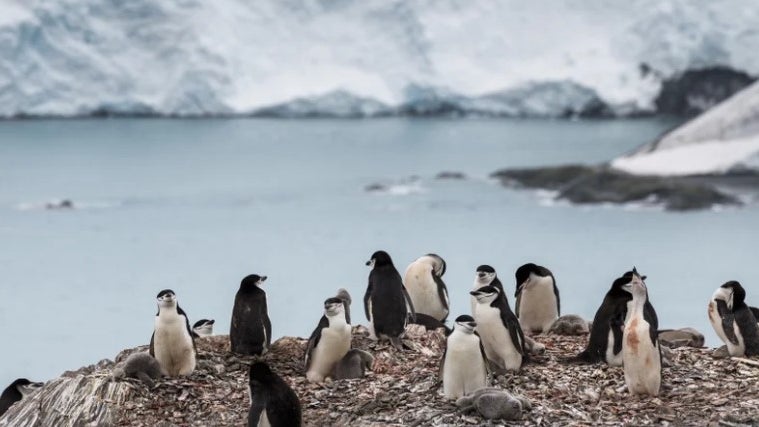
[324,297,345,316]
[192,319,215,328]
[475,265,497,284]
[249,361,275,386]
[717,280,745,309]
[192,319,215,337]
[425,253,447,276]
[366,250,393,268]
[470,285,500,303]
[9,378,43,396]
[156,289,177,308]
[453,315,477,333]
[515,263,545,286]
[241,274,268,289]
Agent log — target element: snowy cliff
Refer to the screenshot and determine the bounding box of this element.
[1,0,759,118]
[612,80,759,175]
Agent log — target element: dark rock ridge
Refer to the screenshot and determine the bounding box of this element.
[655,66,756,116]
[491,165,744,211]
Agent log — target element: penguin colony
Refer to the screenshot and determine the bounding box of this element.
[3,251,758,423]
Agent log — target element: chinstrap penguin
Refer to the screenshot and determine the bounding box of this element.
[708,280,759,357]
[470,265,504,315]
[231,274,271,356]
[622,270,661,396]
[574,270,657,365]
[470,285,525,372]
[404,253,449,321]
[149,289,196,376]
[248,362,302,427]
[305,297,352,383]
[441,315,488,399]
[112,352,163,387]
[333,349,374,380]
[192,319,215,337]
[364,250,416,350]
[0,378,43,417]
[514,263,560,334]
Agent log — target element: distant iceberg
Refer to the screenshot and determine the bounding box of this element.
[612,81,759,176]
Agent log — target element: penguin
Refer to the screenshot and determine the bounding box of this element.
[404,253,449,321]
[574,270,658,365]
[470,285,525,372]
[708,280,759,357]
[149,289,196,376]
[230,274,271,356]
[0,378,43,417]
[304,297,352,383]
[248,362,302,427]
[192,319,215,337]
[455,387,530,421]
[470,265,504,315]
[514,263,560,334]
[335,288,352,324]
[440,315,488,399]
[364,250,416,350]
[411,313,451,334]
[333,349,374,380]
[112,352,163,387]
[623,270,661,396]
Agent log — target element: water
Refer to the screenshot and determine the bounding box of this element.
[1,117,757,387]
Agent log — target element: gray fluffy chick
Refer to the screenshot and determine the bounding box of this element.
[455,387,530,420]
[332,349,374,380]
[112,352,163,387]
[336,288,352,324]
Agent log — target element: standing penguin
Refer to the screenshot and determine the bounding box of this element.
[708,281,759,357]
[248,362,302,427]
[364,250,416,350]
[305,297,352,383]
[231,274,271,356]
[404,253,449,321]
[441,315,488,399]
[623,270,661,396]
[574,270,657,365]
[470,265,504,315]
[150,289,196,376]
[0,379,43,417]
[514,263,560,334]
[470,285,525,372]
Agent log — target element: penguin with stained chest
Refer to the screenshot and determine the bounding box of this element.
[470,285,525,372]
[364,250,416,350]
[150,289,196,376]
[470,265,504,315]
[304,297,352,383]
[0,378,43,417]
[404,253,449,321]
[708,280,759,357]
[623,270,661,396]
[441,315,489,399]
[514,263,559,334]
[230,274,271,356]
[247,362,302,427]
[574,269,657,365]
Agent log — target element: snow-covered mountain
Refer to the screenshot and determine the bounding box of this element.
[612,80,759,175]
[1,0,758,117]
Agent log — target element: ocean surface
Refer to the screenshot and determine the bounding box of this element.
[1,117,757,387]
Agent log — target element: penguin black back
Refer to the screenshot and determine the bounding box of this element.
[364,250,416,339]
[248,362,302,427]
[231,274,271,356]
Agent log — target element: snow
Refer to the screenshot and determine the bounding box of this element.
[0,0,758,117]
[612,81,759,175]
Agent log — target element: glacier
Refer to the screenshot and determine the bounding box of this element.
[1,0,759,118]
[612,80,759,175]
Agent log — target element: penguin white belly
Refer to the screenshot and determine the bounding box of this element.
[622,316,661,396]
[405,264,446,320]
[707,300,745,355]
[518,277,558,334]
[443,334,487,399]
[154,314,195,376]
[474,304,522,371]
[605,329,623,367]
[307,323,351,383]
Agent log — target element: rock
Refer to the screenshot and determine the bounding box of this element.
[491,165,597,191]
[435,171,466,180]
[712,345,731,359]
[548,315,590,336]
[364,183,387,192]
[655,66,755,116]
[658,328,705,348]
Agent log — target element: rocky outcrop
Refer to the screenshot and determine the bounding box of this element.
[655,67,755,116]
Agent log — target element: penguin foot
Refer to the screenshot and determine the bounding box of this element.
[389,337,405,351]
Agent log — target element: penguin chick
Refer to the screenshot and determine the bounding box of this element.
[455,387,529,421]
[332,349,374,380]
[335,288,352,324]
[112,352,163,387]
[548,314,590,336]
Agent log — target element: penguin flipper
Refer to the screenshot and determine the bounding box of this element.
[438,347,446,381]
[149,332,155,357]
[716,300,740,345]
[363,280,373,322]
[304,317,328,371]
[610,307,626,356]
[751,306,759,322]
[247,401,266,427]
[402,285,417,323]
[177,305,197,351]
[262,298,272,347]
[432,273,450,314]
[474,331,491,375]
[551,275,560,316]
[389,336,405,351]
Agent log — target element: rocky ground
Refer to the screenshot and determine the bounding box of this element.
[4,326,759,426]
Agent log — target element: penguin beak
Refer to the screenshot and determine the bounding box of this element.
[261,276,268,282]
[467,321,477,328]
[365,260,371,266]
